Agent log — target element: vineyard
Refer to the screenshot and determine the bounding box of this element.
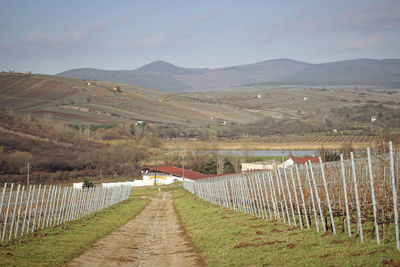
[183,141,400,250]
[0,183,131,242]
[257,135,374,143]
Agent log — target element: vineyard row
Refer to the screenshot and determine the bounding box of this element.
[184,141,400,250]
[0,183,131,242]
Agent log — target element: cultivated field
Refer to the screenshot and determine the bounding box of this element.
[166,135,375,151]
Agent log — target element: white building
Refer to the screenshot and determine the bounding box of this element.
[283,156,319,168]
[141,166,207,186]
[241,161,279,172]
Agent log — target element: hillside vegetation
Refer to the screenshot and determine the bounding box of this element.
[0,109,162,183]
[1,72,400,142]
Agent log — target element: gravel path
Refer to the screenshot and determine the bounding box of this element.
[67,191,203,267]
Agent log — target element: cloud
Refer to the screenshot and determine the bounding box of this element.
[24,30,49,44]
[136,33,168,48]
[117,16,128,24]
[187,11,212,20]
[255,33,271,43]
[339,0,400,31]
[88,20,107,31]
[22,21,107,48]
[336,37,383,50]
[264,1,400,37]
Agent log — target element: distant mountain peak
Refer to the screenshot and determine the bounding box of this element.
[57,58,400,92]
[133,60,208,75]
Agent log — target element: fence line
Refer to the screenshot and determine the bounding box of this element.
[0,184,131,242]
[184,141,400,250]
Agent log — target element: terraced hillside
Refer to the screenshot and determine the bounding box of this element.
[0,73,262,126]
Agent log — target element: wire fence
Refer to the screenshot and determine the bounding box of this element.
[184,141,400,250]
[0,184,131,242]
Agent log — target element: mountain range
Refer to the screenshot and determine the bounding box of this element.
[58,58,400,92]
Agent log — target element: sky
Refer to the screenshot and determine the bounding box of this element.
[0,0,399,74]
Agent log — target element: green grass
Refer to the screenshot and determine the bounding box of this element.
[0,196,150,266]
[174,188,400,267]
[131,182,183,197]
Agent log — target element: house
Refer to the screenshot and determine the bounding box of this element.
[283,156,319,168]
[73,182,83,189]
[141,166,207,186]
[371,116,377,122]
[303,96,308,101]
[242,161,279,172]
[113,86,122,92]
[257,94,262,99]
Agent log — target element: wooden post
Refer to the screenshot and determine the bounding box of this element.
[269,172,280,221]
[21,184,31,236]
[256,174,268,219]
[283,168,296,226]
[0,183,7,228]
[37,185,46,231]
[305,164,319,231]
[276,169,289,224]
[261,173,272,220]
[15,185,25,237]
[290,167,303,229]
[2,183,14,242]
[9,185,20,239]
[340,155,352,237]
[319,158,336,234]
[350,152,363,242]
[26,185,35,233]
[308,161,326,232]
[296,165,310,229]
[389,142,399,250]
[367,148,380,245]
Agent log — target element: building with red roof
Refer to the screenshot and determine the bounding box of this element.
[141,166,207,185]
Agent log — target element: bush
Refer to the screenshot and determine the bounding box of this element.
[82,178,94,188]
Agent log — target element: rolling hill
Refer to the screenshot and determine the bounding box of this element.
[0,73,263,126]
[58,58,400,92]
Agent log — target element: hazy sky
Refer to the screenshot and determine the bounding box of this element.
[1,0,399,74]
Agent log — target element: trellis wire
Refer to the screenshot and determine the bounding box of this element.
[183,142,400,250]
[0,184,131,242]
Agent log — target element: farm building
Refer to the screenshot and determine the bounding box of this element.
[141,166,207,186]
[241,161,280,172]
[283,156,319,168]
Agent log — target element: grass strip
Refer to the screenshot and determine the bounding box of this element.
[0,196,150,266]
[174,188,400,267]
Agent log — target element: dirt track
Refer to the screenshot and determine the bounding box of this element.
[67,192,203,267]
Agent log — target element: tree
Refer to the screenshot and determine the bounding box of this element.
[223,160,236,174]
[203,157,217,174]
[82,178,94,189]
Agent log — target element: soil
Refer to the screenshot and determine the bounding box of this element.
[67,192,203,267]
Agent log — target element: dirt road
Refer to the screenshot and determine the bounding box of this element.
[67,192,203,267]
